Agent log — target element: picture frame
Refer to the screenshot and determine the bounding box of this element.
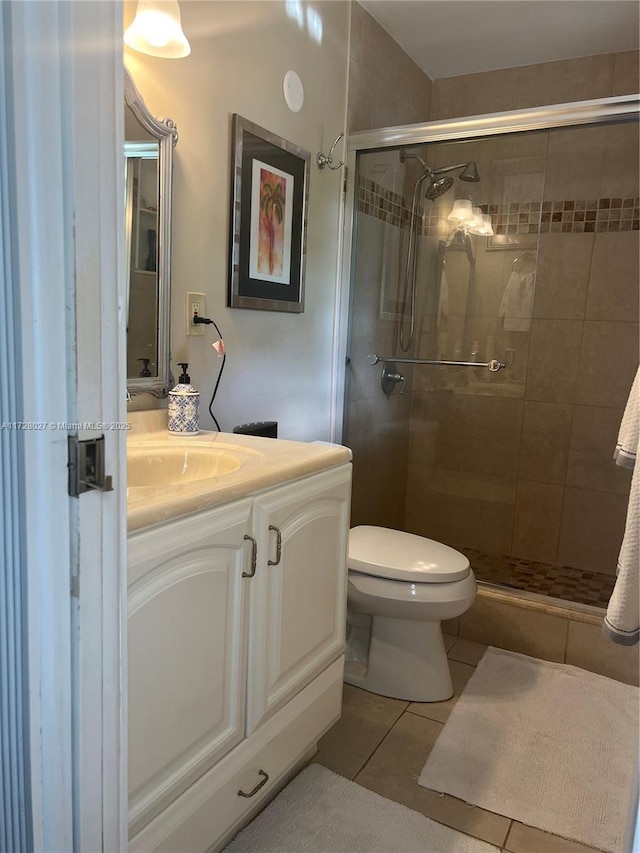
[486,232,539,251]
[228,114,310,312]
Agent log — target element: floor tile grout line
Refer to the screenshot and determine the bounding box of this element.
[350,705,409,780]
[502,818,515,852]
[408,770,513,849]
[448,651,485,667]
[404,708,447,725]
[344,706,602,852]
[327,657,628,852]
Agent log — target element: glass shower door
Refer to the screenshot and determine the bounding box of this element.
[344,117,638,608]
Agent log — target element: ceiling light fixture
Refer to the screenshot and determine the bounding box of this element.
[124,0,191,59]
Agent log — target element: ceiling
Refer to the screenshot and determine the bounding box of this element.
[358,1,640,80]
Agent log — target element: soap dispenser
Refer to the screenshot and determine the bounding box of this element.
[168,363,200,434]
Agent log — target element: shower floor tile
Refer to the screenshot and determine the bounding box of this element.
[462,548,614,608]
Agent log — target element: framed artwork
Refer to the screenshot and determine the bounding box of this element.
[486,232,538,250]
[228,114,310,312]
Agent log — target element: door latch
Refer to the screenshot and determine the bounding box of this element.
[68,434,114,497]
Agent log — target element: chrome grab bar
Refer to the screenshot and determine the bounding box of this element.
[367,354,506,372]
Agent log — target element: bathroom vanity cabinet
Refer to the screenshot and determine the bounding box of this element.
[127,463,351,852]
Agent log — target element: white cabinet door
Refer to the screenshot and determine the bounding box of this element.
[247,465,351,733]
[127,498,253,835]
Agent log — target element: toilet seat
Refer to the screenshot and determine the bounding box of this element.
[348,568,477,622]
[349,525,470,583]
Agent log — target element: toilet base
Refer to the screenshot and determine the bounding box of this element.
[344,615,453,702]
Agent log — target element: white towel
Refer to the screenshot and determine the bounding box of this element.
[499,271,535,332]
[603,367,640,646]
[614,369,639,470]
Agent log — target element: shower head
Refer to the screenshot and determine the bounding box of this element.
[425,176,454,200]
[400,150,479,200]
[459,161,480,182]
[431,160,481,182]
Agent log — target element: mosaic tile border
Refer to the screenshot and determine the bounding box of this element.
[358,175,406,227]
[462,546,614,609]
[357,175,640,236]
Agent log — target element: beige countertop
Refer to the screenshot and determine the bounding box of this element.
[127,411,351,533]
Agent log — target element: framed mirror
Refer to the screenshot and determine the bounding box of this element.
[124,68,177,396]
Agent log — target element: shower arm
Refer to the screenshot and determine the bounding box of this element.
[431,161,470,175]
[367,354,506,372]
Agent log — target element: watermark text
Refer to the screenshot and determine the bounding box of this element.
[1,421,131,431]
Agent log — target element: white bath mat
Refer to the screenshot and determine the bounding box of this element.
[418,647,639,853]
[225,763,499,852]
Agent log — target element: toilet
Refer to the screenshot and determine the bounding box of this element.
[345,525,477,702]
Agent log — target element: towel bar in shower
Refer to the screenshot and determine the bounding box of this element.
[367,354,506,371]
[367,353,507,396]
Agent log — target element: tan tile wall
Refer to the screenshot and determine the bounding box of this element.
[400,61,639,579]
[521,118,638,575]
[347,38,638,580]
[344,207,415,529]
[348,3,432,131]
[431,51,639,121]
[446,589,639,686]
[345,4,433,525]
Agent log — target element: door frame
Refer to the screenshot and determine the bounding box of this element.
[3,1,127,848]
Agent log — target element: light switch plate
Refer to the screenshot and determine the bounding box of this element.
[186,292,205,336]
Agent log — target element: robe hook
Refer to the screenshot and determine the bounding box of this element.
[317,133,344,170]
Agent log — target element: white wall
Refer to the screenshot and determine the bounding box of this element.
[125,1,350,440]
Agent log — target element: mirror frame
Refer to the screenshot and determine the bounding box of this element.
[125,67,178,396]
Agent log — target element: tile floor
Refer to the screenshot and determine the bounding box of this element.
[463,548,615,608]
[313,637,604,853]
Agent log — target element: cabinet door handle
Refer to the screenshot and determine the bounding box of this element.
[242,534,257,578]
[237,769,269,798]
[267,525,282,566]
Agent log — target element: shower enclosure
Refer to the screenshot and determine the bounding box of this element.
[340,96,639,610]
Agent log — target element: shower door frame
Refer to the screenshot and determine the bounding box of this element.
[331,93,640,442]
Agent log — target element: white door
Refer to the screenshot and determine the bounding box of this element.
[1,2,126,849]
[247,466,351,733]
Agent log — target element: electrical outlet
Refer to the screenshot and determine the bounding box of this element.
[186,291,205,336]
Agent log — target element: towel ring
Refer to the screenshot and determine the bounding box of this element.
[512,251,535,272]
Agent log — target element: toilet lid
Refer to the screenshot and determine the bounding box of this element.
[348,526,470,583]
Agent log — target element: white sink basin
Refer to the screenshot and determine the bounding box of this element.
[125,415,352,532]
[128,444,242,487]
